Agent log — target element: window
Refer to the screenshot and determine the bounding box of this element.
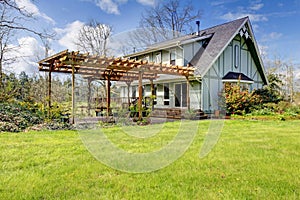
[153,85,157,105]
[164,83,170,105]
[143,55,149,62]
[155,52,161,64]
[170,49,176,65]
[156,83,170,106]
[131,86,136,98]
[234,44,240,68]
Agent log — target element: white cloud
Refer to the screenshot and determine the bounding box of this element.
[117,0,128,3]
[15,0,55,24]
[261,32,283,42]
[219,1,268,25]
[221,12,268,22]
[89,0,154,15]
[210,0,239,6]
[250,3,264,11]
[4,37,45,75]
[54,21,85,50]
[269,32,283,40]
[278,3,284,7]
[95,0,121,14]
[136,0,156,6]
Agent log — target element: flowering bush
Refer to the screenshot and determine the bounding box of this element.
[223,82,262,115]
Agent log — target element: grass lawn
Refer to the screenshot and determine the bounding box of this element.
[0,120,299,199]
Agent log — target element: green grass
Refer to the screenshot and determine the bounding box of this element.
[0,120,299,199]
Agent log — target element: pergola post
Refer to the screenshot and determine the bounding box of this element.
[126,81,131,108]
[71,65,75,124]
[48,68,52,118]
[186,76,190,110]
[87,78,92,116]
[138,71,143,121]
[106,76,111,118]
[150,79,154,111]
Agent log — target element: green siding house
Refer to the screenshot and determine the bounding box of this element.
[118,17,268,115]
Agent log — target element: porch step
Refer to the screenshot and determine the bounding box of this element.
[151,108,207,120]
[193,109,209,120]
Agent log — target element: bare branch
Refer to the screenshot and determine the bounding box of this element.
[0,0,56,85]
[74,20,112,56]
[128,0,201,49]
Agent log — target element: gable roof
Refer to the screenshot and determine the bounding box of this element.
[192,17,248,76]
[192,17,268,85]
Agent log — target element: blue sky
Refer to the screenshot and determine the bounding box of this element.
[7,0,300,80]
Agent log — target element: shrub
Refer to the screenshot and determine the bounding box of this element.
[223,82,262,115]
[26,122,75,131]
[252,87,282,104]
[0,102,44,132]
[235,101,300,120]
[0,122,19,132]
[0,102,71,132]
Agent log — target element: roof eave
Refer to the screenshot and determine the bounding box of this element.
[222,79,254,84]
[125,34,212,58]
[245,20,269,85]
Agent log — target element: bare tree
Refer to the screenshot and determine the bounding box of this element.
[126,0,201,50]
[0,2,14,85]
[265,56,296,102]
[73,20,113,116]
[0,0,54,36]
[74,20,112,56]
[0,0,55,86]
[285,63,295,103]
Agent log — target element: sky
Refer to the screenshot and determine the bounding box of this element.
[4,0,300,81]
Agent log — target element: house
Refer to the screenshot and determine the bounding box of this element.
[118,17,268,117]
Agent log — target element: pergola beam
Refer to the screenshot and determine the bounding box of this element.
[39,69,157,82]
[38,50,195,78]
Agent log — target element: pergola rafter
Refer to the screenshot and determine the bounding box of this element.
[38,49,195,123]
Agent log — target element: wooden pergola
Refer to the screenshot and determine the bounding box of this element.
[38,49,195,123]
